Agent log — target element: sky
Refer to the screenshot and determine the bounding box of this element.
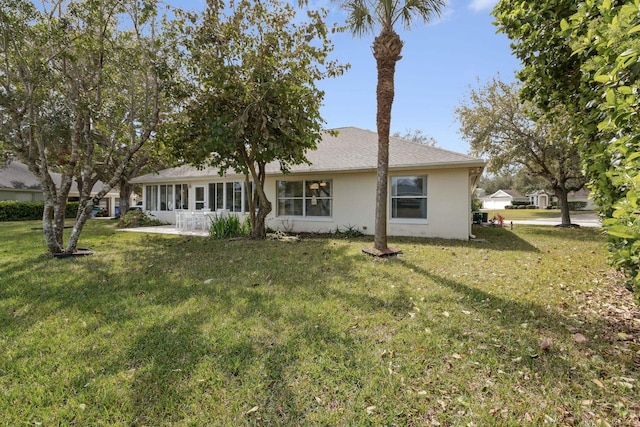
[174,0,521,155]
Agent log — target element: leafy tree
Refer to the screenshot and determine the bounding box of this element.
[455,78,586,225]
[335,0,445,253]
[0,0,177,255]
[392,128,437,146]
[166,0,346,239]
[566,0,640,295]
[478,173,514,196]
[493,0,640,295]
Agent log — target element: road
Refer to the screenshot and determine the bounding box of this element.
[507,212,601,228]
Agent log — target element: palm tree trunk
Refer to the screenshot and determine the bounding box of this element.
[373,28,403,252]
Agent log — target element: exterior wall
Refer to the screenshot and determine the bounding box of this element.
[140,167,474,240]
[266,172,377,235]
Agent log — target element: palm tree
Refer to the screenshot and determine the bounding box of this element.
[336,0,446,253]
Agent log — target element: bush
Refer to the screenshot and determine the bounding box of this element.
[209,214,250,239]
[0,200,79,221]
[118,210,166,228]
[568,201,588,210]
[526,205,537,209]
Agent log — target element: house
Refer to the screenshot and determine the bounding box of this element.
[527,188,596,210]
[527,189,553,209]
[0,160,121,216]
[481,189,528,210]
[131,127,486,240]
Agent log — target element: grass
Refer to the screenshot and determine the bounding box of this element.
[1,220,639,426]
[482,208,596,220]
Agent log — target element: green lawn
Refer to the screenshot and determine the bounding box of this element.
[481,208,596,220]
[1,220,639,426]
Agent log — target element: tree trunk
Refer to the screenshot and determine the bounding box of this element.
[373,28,403,252]
[119,179,133,217]
[555,187,572,226]
[243,157,271,239]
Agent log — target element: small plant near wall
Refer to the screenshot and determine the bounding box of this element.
[331,225,364,239]
[209,214,250,240]
[118,210,166,228]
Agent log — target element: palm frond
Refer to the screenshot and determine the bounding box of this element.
[394,0,446,29]
[333,0,375,36]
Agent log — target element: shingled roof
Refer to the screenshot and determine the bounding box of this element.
[133,127,484,183]
[0,160,117,194]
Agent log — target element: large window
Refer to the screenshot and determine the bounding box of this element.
[277,179,332,217]
[145,184,187,211]
[391,176,427,219]
[208,181,250,212]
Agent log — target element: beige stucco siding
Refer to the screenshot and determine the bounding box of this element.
[388,168,470,240]
[141,167,474,240]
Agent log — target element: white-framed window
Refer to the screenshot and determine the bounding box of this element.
[391,176,427,219]
[277,179,332,217]
[207,181,250,213]
[145,184,187,211]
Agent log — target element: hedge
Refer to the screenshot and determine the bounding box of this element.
[0,201,80,221]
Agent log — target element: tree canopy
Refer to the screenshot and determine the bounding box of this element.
[0,0,177,254]
[566,0,640,295]
[493,0,640,297]
[456,77,585,225]
[165,0,346,239]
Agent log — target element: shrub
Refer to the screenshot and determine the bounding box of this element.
[568,201,588,211]
[330,225,364,238]
[118,210,166,228]
[0,201,79,221]
[209,214,250,239]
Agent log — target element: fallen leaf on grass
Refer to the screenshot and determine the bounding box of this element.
[540,338,552,352]
[245,406,259,415]
[591,379,605,389]
[573,333,588,344]
[616,332,633,341]
[366,405,376,415]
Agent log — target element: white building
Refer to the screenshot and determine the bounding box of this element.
[131,127,485,240]
[481,189,528,210]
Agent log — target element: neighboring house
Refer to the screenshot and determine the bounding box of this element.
[0,160,121,216]
[528,188,596,210]
[481,189,528,210]
[527,189,553,209]
[131,127,486,240]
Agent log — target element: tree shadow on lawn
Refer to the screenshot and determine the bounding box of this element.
[397,258,639,373]
[4,228,637,424]
[414,226,542,253]
[519,225,607,244]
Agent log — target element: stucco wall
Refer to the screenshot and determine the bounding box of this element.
[141,167,474,240]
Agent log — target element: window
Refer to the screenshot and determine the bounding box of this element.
[208,181,250,212]
[175,184,188,210]
[145,185,158,211]
[391,176,427,219]
[277,179,332,217]
[145,184,187,211]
